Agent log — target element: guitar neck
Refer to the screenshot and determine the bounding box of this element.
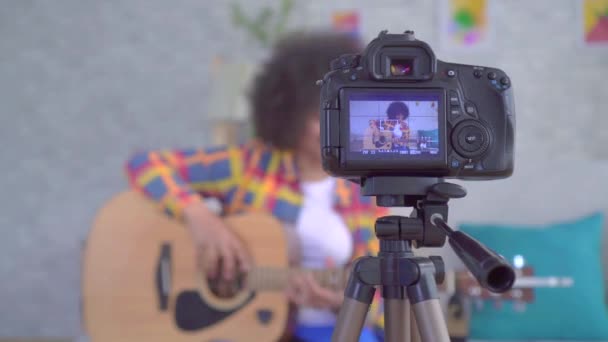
[246,268,486,293]
[247,266,565,306]
[247,267,349,292]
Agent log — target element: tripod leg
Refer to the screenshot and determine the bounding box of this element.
[384,296,410,342]
[408,261,450,342]
[410,307,421,342]
[412,299,449,341]
[332,297,372,342]
[332,257,376,342]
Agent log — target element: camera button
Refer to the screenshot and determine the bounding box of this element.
[451,159,461,169]
[487,71,497,80]
[447,69,456,77]
[452,121,491,159]
[500,77,510,86]
[474,70,483,78]
[463,131,484,150]
[450,107,462,117]
[449,90,460,105]
[464,103,477,115]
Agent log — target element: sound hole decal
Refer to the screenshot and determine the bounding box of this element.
[256,309,273,325]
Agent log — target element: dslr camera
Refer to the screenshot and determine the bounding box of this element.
[320,30,515,181]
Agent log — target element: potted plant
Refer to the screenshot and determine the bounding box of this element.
[207,0,295,145]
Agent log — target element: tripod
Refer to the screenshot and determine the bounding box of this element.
[331,177,516,342]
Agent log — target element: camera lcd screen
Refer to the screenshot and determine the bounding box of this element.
[347,89,443,161]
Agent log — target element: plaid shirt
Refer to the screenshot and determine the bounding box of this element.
[125,140,388,330]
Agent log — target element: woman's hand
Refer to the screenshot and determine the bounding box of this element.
[285,272,343,310]
[183,202,251,281]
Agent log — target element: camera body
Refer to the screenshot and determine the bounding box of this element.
[320,30,515,182]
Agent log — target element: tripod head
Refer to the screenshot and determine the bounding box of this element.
[361,176,515,293]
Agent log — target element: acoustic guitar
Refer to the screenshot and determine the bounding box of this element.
[362,120,393,150]
[82,191,349,342]
[82,191,572,342]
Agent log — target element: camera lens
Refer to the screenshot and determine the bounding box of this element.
[390,58,414,76]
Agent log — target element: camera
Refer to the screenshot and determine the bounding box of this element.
[319,30,515,182]
[321,31,518,341]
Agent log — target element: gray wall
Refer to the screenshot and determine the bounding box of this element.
[1,0,607,338]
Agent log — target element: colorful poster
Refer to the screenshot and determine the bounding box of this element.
[332,10,360,38]
[440,0,492,50]
[581,0,608,45]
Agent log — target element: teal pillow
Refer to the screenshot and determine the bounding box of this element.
[459,212,608,340]
[417,129,439,148]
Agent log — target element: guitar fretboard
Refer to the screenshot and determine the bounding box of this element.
[246,267,349,291]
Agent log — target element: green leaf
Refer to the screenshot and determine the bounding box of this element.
[231,3,251,28]
[256,7,274,27]
[274,0,294,36]
[229,0,295,47]
[280,0,294,16]
[251,23,269,46]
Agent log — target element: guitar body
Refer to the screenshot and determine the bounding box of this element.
[362,130,393,150]
[82,191,289,342]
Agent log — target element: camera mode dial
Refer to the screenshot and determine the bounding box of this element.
[451,120,491,159]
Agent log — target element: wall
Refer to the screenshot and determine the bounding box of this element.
[1,0,607,338]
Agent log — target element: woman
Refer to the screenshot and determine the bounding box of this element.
[125,31,386,342]
[386,101,411,150]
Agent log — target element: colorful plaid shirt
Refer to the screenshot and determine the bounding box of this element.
[124,139,389,330]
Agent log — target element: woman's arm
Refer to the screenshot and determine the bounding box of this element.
[124,145,242,219]
[124,145,250,280]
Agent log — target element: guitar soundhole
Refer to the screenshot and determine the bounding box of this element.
[207,273,247,299]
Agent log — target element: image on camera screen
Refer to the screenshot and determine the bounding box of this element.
[348,90,441,159]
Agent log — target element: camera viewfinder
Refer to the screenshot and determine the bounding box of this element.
[390,58,414,76]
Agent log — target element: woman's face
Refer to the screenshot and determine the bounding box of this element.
[299,114,322,163]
